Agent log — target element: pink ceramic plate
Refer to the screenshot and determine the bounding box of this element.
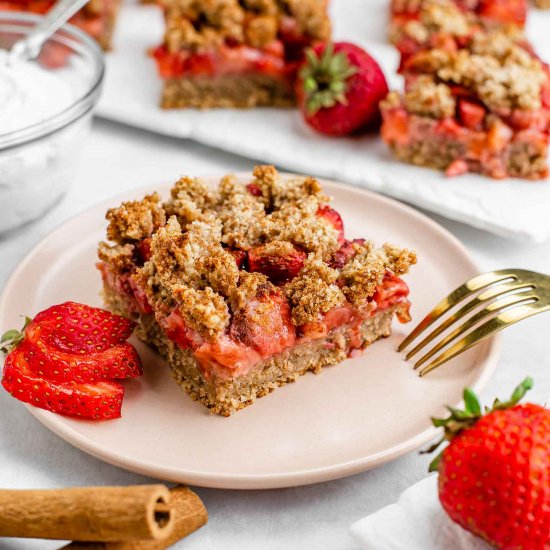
[0,175,500,489]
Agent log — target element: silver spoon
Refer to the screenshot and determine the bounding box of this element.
[8,0,91,64]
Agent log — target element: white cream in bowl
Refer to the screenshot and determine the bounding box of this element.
[0,51,93,233]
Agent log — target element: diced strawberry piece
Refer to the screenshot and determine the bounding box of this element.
[246,183,263,197]
[195,335,262,379]
[160,309,201,349]
[316,206,345,244]
[487,119,513,152]
[229,249,248,269]
[373,273,410,311]
[330,239,366,269]
[248,244,306,284]
[477,0,527,25]
[135,237,152,265]
[2,346,124,420]
[29,302,135,354]
[445,159,470,177]
[126,276,153,314]
[381,107,411,146]
[230,292,295,357]
[458,100,486,130]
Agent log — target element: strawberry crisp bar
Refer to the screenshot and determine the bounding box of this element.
[389,0,528,44]
[152,0,331,108]
[382,0,550,179]
[0,0,120,50]
[97,166,416,416]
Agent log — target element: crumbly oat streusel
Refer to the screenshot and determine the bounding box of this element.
[404,76,456,118]
[106,193,166,244]
[100,166,417,334]
[161,0,330,52]
[415,46,547,111]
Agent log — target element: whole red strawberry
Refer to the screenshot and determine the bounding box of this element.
[296,42,389,136]
[0,302,142,420]
[426,378,549,549]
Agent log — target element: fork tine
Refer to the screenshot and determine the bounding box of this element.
[413,293,537,370]
[404,281,533,361]
[398,270,518,352]
[418,303,543,377]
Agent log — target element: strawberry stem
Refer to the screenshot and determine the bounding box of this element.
[424,377,534,472]
[0,317,31,354]
[299,43,358,116]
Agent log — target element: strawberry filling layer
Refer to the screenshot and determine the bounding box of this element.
[153,40,295,81]
[100,262,410,381]
[381,104,550,179]
[152,14,317,81]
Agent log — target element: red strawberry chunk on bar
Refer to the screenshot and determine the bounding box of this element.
[330,238,366,269]
[477,0,527,25]
[2,344,124,420]
[195,335,262,379]
[230,292,296,357]
[458,99,486,131]
[30,302,135,354]
[246,182,263,197]
[229,248,248,269]
[135,237,153,265]
[317,206,345,244]
[248,244,306,284]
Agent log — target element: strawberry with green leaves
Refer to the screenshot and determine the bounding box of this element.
[427,378,550,549]
[296,42,389,136]
[1,302,142,420]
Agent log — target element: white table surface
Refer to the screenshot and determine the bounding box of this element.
[1,118,549,550]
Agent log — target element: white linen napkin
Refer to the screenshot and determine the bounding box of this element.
[350,475,492,550]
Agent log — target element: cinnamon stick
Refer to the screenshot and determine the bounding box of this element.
[61,486,208,550]
[0,485,174,542]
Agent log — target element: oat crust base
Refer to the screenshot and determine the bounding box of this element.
[161,74,295,109]
[104,286,402,416]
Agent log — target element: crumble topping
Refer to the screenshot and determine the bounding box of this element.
[164,176,217,227]
[97,242,135,273]
[420,0,470,36]
[106,193,166,244]
[173,285,230,338]
[285,254,345,325]
[229,271,275,312]
[403,0,471,41]
[404,76,456,118]
[218,174,267,249]
[198,249,240,297]
[161,0,330,52]
[100,166,417,335]
[415,47,547,111]
[149,216,223,290]
[339,242,417,308]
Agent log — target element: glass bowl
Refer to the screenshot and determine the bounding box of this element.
[0,13,105,233]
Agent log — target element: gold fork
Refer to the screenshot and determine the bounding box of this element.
[398,269,550,377]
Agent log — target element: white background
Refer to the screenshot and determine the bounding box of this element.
[0,119,549,549]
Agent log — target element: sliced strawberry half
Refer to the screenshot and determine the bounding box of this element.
[2,344,124,420]
[317,205,345,244]
[21,340,142,382]
[29,302,135,354]
[248,244,306,284]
